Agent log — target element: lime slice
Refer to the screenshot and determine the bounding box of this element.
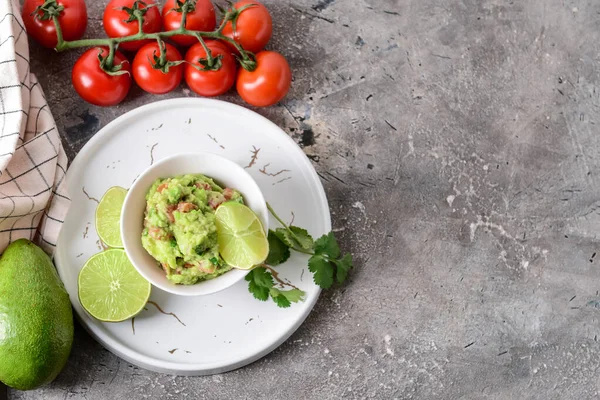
[215,202,269,270]
[78,249,151,322]
[95,186,127,248]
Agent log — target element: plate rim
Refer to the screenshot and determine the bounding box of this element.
[54,98,330,375]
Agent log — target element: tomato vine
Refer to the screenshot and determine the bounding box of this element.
[26,0,290,107]
[39,0,258,72]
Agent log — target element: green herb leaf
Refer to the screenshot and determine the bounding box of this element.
[270,289,291,308]
[271,289,292,308]
[195,244,207,256]
[247,266,273,287]
[289,226,314,250]
[245,267,274,301]
[270,288,306,308]
[274,228,296,248]
[266,230,290,266]
[314,232,340,258]
[308,255,335,289]
[247,266,306,307]
[334,253,353,284]
[279,288,306,303]
[251,204,355,308]
[274,227,314,251]
[248,279,269,301]
[248,280,269,301]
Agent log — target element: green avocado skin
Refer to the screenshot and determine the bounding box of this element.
[0,239,74,390]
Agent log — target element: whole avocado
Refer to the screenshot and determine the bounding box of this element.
[0,239,74,390]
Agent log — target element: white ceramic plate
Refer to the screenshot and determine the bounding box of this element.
[54,98,330,376]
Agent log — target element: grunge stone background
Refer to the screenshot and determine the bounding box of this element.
[12,0,600,398]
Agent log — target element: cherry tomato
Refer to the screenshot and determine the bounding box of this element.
[237,51,291,107]
[22,0,87,48]
[103,0,162,51]
[184,40,236,97]
[222,0,272,54]
[72,47,131,106]
[133,42,183,94]
[162,0,216,47]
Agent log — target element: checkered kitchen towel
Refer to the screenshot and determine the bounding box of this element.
[0,0,69,255]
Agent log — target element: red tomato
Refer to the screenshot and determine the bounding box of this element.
[103,0,162,51]
[71,47,131,106]
[22,0,87,48]
[236,51,291,107]
[133,42,183,94]
[162,0,216,47]
[184,40,236,97]
[221,0,272,53]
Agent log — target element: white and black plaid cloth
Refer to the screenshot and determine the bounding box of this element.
[0,0,69,255]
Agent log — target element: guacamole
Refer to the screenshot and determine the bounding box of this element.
[141,174,243,285]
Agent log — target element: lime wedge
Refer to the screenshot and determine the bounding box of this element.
[95,186,127,248]
[215,202,269,270]
[78,249,151,322]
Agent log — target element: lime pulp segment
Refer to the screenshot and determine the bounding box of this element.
[78,249,151,322]
[95,186,127,248]
[215,202,269,270]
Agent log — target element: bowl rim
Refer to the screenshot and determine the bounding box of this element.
[121,151,268,296]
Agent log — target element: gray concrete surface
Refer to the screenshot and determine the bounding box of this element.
[10,0,600,398]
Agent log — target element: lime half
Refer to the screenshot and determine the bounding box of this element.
[95,186,127,248]
[215,202,269,270]
[78,249,151,322]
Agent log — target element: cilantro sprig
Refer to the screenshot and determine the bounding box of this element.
[245,203,353,308]
[245,267,305,308]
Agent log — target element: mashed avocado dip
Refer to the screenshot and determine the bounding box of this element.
[141,174,243,285]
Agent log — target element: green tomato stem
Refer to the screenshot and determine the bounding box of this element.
[36,0,65,20]
[51,15,63,46]
[106,41,116,67]
[179,2,189,31]
[195,35,214,67]
[215,10,231,34]
[52,1,259,72]
[220,35,251,61]
[156,38,167,65]
[135,11,143,35]
[56,30,214,51]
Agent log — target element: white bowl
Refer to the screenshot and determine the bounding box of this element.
[121,152,269,296]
